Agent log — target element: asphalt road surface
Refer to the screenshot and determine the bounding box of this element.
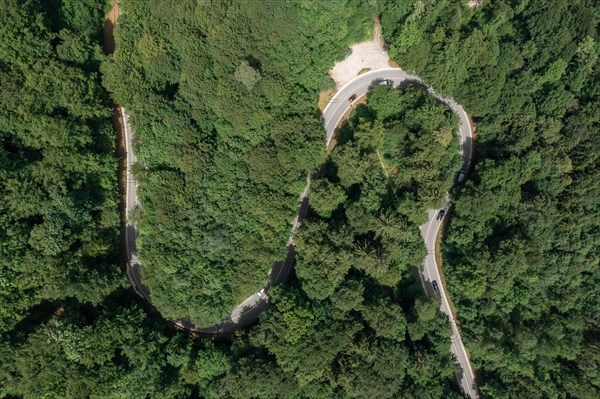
[323,68,477,398]
[124,68,478,397]
[122,108,273,334]
[420,210,478,399]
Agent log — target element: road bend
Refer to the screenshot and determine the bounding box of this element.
[323,68,478,398]
[124,67,479,398]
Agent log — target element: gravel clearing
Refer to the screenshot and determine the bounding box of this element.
[329,19,391,88]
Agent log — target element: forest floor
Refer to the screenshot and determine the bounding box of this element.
[329,17,390,88]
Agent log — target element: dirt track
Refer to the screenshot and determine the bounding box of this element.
[103,0,128,266]
[329,17,390,87]
[103,0,120,54]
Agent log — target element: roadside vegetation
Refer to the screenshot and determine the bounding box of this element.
[223,85,464,398]
[381,0,600,397]
[101,0,376,326]
[1,1,463,396]
[297,85,460,297]
[2,0,599,398]
[0,0,122,334]
[0,1,188,396]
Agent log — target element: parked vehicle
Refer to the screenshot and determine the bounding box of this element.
[257,288,266,296]
[457,171,466,183]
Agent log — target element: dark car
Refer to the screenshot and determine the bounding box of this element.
[348,93,358,102]
[432,280,439,291]
[437,209,446,221]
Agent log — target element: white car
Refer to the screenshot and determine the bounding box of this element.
[257,288,266,296]
[378,79,393,87]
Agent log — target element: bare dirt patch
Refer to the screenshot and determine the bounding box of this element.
[318,88,336,112]
[329,17,391,88]
[103,0,128,262]
[388,59,401,68]
[467,0,484,8]
[103,0,120,54]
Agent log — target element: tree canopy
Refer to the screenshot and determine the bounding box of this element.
[381,0,600,396]
[2,0,599,398]
[101,0,377,326]
[0,0,122,334]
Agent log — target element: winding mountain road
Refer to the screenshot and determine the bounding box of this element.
[323,68,477,398]
[124,68,477,396]
[123,108,271,335]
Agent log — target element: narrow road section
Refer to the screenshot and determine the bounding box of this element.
[122,109,270,335]
[323,68,477,398]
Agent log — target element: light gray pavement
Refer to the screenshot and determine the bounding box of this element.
[420,210,478,399]
[324,68,477,398]
[322,68,473,166]
[124,68,478,397]
[122,108,272,334]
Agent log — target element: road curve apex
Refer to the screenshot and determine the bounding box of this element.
[123,69,477,399]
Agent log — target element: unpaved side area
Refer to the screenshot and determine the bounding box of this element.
[467,0,485,8]
[103,0,120,54]
[103,0,127,262]
[318,88,336,112]
[329,18,391,88]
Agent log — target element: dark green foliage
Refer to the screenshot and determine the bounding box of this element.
[354,86,460,222]
[1,1,463,397]
[101,0,377,327]
[298,86,458,290]
[225,83,463,398]
[382,0,600,397]
[294,221,353,300]
[3,0,599,398]
[0,0,122,334]
[199,282,463,399]
[167,83,464,399]
[308,179,347,218]
[0,4,195,399]
[2,303,193,399]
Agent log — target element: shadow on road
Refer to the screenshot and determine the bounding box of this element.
[461,136,474,173]
[125,222,294,336]
[270,245,296,284]
[174,298,269,338]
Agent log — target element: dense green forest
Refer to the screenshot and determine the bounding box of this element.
[101,0,377,326]
[297,85,460,297]
[234,86,466,397]
[1,1,464,397]
[0,0,122,334]
[2,0,600,398]
[381,0,600,397]
[0,1,197,397]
